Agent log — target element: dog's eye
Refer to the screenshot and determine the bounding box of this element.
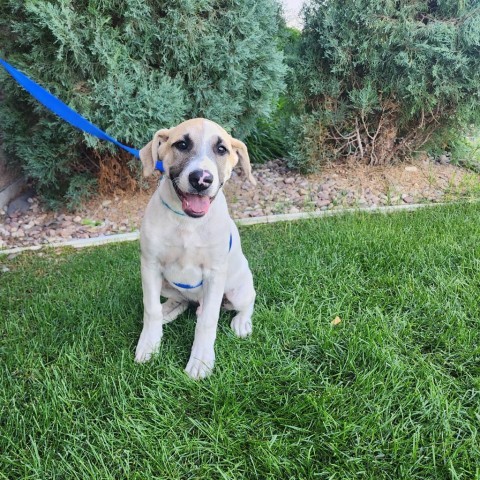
[217,145,228,155]
[174,140,188,151]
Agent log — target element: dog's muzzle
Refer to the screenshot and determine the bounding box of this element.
[171,169,217,218]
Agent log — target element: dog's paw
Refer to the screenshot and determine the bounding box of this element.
[134,322,163,363]
[231,314,253,338]
[185,348,215,380]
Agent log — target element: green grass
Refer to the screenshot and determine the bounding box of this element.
[451,129,480,173]
[1,203,480,479]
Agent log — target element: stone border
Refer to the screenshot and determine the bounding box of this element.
[0,202,447,256]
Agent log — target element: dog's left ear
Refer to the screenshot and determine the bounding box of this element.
[230,138,257,185]
[139,128,170,177]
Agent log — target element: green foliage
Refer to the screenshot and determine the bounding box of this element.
[0,0,286,203]
[284,0,480,171]
[427,122,480,172]
[450,127,480,171]
[242,26,306,166]
[244,117,288,164]
[64,174,98,211]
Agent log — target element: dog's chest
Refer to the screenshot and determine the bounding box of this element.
[159,227,207,263]
[161,247,206,298]
[159,231,206,285]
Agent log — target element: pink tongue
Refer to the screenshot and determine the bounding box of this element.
[182,194,211,215]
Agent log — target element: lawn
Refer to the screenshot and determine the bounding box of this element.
[1,203,480,479]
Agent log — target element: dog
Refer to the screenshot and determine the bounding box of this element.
[134,118,257,379]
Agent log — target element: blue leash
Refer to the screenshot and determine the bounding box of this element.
[0,58,164,172]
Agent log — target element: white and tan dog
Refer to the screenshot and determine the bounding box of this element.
[135,118,256,379]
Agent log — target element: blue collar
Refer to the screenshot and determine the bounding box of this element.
[161,197,186,216]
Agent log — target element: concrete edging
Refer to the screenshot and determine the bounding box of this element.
[0,201,448,256]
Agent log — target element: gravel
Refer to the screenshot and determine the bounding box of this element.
[0,159,467,250]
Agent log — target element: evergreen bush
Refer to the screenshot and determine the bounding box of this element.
[0,0,286,206]
[285,0,480,171]
[244,117,288,164]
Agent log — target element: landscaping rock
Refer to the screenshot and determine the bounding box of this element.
[316,199,331,208]
[7,195,31,217]
[0,158,474,251]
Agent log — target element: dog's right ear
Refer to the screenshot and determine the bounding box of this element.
[139,129,170,177]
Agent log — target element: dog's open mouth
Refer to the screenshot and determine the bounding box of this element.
[181,193,212,217]
[173,183,212,217]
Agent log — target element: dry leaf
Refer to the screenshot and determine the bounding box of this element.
[331,316,342,326]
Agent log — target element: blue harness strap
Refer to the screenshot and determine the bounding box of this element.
[0,58,164,172]
[173,279,203,290]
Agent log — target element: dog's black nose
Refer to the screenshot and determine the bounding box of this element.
[189,169,213,191]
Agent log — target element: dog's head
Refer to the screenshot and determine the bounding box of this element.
[139,118,256,218]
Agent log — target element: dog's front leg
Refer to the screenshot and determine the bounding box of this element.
[135,257,164,363]
[185,271,227,380]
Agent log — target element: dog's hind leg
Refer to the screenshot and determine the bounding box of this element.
[230,301,255,338]
[162,299,189,324]
[226,274,256,339]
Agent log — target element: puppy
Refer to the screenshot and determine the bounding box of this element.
[135,118,257,379]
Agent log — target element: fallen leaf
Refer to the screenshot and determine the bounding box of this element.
[331,316,342,326]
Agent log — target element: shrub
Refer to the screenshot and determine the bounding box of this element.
[285,0,480,171]
[244,117,289,164]
[449,127,480,171]
[0,0,286,206]
[243,27,301,164]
